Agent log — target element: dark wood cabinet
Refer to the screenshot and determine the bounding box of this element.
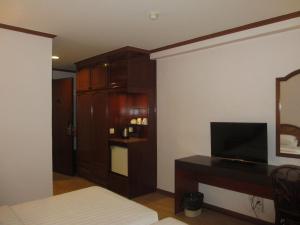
[77,64,108,91]
[109,60,128,88]
[91,64,107,90]
[77,92,109,185]
[76,46,156,198]
[77,68,90,91]
[108,138,156,198]
[91,92,109,185]
[77,93,93,179]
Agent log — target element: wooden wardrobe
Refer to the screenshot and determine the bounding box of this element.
[76,47,156,198]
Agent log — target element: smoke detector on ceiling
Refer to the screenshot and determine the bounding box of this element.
[149,11,160,20]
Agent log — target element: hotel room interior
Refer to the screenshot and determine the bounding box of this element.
[1,1,300,225]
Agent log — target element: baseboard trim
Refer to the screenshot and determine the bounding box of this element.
[156,189,273,225]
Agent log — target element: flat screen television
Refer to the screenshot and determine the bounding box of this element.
[210,122,268,163]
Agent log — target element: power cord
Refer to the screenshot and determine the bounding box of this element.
[249,195,261,218]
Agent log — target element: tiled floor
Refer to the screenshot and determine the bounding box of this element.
[53,173,255,225]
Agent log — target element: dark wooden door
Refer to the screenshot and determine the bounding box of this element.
[77,93,93,179]
[91,92,109,185]
[52,78,74,175]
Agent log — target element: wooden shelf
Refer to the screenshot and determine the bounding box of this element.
[109,137,148,145]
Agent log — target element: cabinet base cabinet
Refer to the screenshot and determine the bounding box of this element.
[107,139,156,198]
[108,172,129,197]
[77,163,91,180]
[90,164,108,187]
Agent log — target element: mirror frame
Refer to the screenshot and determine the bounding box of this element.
[276,69,300,158]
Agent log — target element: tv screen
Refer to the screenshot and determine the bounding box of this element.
[210,122,268,163]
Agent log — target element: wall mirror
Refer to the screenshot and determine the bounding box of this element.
[276,69,300,158]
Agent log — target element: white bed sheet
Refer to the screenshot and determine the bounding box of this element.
[8,186,158,225]
[152,218,187,225]
[0,206,23,225]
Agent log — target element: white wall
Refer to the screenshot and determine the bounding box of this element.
[0,28,53,205]
[155,26,300,222]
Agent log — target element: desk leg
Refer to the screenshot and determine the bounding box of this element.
[175,167,198,214]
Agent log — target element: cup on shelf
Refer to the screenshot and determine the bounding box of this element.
[137,118,142,125]
[142,118,148,125]
[130,118,137,125]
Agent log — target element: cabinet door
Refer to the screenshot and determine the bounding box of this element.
[91,92,109,185]
[77,93,93,179]
[91,64,107,90]
[77,68,90,91]
[108,60,128,88]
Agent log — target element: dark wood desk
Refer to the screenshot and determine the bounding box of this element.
[175,155,277,213]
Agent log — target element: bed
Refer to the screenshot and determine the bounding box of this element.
[0,186,186,225]
[0,186,158,225]
[280,124,300,154]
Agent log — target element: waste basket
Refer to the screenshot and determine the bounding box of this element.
[183,192,204,217]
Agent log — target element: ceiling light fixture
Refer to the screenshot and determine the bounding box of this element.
[52,56,59,60]
[149,11,159,21]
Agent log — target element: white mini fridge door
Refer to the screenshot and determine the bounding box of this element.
[111,145,128,176]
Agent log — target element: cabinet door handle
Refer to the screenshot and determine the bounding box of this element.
[66,121,73,136]
[91,105,94,116]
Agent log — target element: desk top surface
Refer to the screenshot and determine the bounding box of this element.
[176,155,277,176]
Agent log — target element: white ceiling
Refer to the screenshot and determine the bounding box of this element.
[1,0,300,70]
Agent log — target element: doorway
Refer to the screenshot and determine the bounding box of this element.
[52,78,74,175]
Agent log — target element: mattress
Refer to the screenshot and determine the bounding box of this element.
[0,206,23,225]
[151,218,187,225]
[2,186,158,225]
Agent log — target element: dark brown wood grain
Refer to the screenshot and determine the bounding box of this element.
[90,92,109,186]
[276,69,300,159]
[0,23,56,38]
[151,11,300,53]
[108,59,128,88]
[76,47,157,197]
[108,138,156,198]
[175,155,277,214]
[52,78,74,175]
[76,68,90,91]
[77,93,93,180]
[91,64,107,90]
